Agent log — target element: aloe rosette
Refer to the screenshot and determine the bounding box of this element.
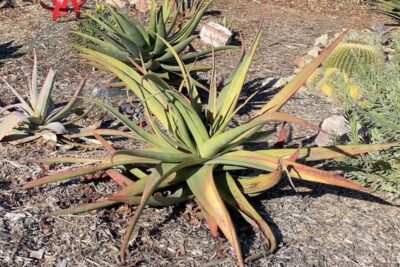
[73,0,235,81]
[0,52,87,143]
[23,31,394,266]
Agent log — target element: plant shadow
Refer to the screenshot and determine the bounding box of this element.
[0,41,24,65]
[238,177,398,263]
[237,77,283,117]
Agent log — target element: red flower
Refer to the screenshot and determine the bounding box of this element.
[39,0,86,21]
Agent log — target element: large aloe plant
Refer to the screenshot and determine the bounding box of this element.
[23,31,393,266]
[0,52,87,143]
[73,0,234,82]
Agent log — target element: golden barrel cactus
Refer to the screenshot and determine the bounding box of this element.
[323,43,385,75]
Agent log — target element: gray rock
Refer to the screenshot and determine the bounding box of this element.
[4,212,26,222]
[29,249,44,260]
[40,122,66,134]
[92,84,127,100]
[314,34,329,48]
[314,115,349,147]
[119,101,144,123]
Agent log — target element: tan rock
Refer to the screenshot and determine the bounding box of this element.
[307,47,321,58]
[294,54,314,70]
[106,0,128,8]
[293,56,304,69]
[131,0,151,12]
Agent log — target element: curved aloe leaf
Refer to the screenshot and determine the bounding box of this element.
[210,151,365,191]
[23,155,159,189]
[219,172,277,253]
[0,112,27,141]
[119,159,206,263]
[257,143,398,161]
[187,165,244,267]
[112,149,198,163]
[238,163,283,195]
[47,200,118,216]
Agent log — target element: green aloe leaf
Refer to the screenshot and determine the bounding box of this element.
[0,112,27,141]
[212,28,262,134]
[109,187,193,206]
[33,69,56,121]
[152,9,168,56]
[93,99,177,151]
[47,200,118,216]
[107,5,147,48]
[210,151,365,191]
[237,163,283,195]
[23,155,159,189]
[30,50,39,108]
[119,159,206,263]
[45,78,86,124]
[112,149,198,163]
[155,35,197,62]
[187,165,245,267]
[219,172,277,253]
[257,143,398,161]
[201,111,321,158]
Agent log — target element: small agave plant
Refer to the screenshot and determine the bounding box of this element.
[24,31,393,266]
[73,0,234,83]
[176,0,202,17]
[0,52,87,143]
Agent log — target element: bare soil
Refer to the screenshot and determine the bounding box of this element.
[0,1,399,267]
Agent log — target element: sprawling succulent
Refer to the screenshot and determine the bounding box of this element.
[72,0,233,81]
[371,0,400,23]
[23,31,392,266]
[0,52,86,143]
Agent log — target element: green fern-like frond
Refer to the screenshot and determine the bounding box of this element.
[336,55,400,197]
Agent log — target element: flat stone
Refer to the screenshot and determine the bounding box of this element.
[40,122,66,134]
[29,249,44,260]
[304,54,314,65]
[200,22,233,47]
[4,212,26,222]
[42,132,58,142]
